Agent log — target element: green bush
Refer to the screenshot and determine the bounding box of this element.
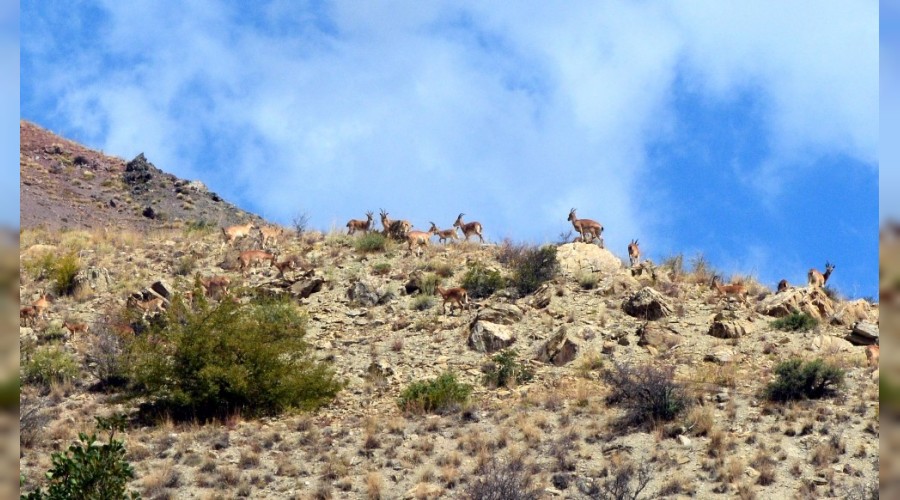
[511,245,558,296]
[483,349,534,389]
[127,296,343,420]
[22,415,140,500]
[411,295,434,311]
[29,252,81,296]
[765,358,845,402]
[354,232,387,253]
[771,312,818,332]
[461,263,505,299]
[372,262,391,276]
[398,372,472,415]
[419,273,441,296]
[24,346,80,388]
[603,362,689,427]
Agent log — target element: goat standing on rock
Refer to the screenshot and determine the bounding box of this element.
[808,262,835,288]
[568,208,603,246]
[454,213,484,243]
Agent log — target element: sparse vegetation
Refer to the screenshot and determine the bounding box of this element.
[465,457,542,500]
[23,345,80,388]
[21,415,140,499]
[461,262,504,299]
[355,232,387,253]
[398,372,472,415]
[126,296,343,419]
[483,349,534,389]
[510,245,558,295]
[771,312,818,332]
[603,362,690,427]
[765,358,845,402]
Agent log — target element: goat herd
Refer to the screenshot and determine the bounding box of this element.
[20,207,839,330]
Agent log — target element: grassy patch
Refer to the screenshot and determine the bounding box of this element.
[398,372,472,415]
[771,312,818,332]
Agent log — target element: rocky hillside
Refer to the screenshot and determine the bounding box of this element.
[20,121,263,232]
[18,213,880,499]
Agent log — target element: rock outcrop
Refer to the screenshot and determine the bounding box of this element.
[556,243,622,278]
[622,287,673,320]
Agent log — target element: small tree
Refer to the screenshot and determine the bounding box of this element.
[22,415,140,499]
[511,245,558,296]
[765,358,845,402]
[483,349,534,389]
[127,296,343,420]
[603,362,689,427]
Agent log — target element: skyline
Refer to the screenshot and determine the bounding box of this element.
[21,1,879,297]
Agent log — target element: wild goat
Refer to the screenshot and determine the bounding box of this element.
[710,275,749,305]
[63,320,89,336]
[777,279,789,293]
[567,209,603,245]
[127,295,167,315]
[200,275,231,297]
[380,209,411,240]
[19,306,37,326]
[21,293,52,325]
[429,222,459,244]
[258,226,284,247]
[627,239,641,267]
[866,344,880,368]
[407,227,437,255]
[32,293,52,318]
[238,250,277,275]
[272,257,295,278]
[347,211,375,235]
[808,262,835,288]
[454,214,484,243]
[222,222,255,245]
[435,287,470,315]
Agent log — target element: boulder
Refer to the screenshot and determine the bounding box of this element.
[704,347,736,364]
[755,286,835,321]
[149,280,173,300]
[468,321,515,353]
[830,299,875,327]
[475,304,524,325]
[530,283,553,309]
[535,326,580,366]
[708,312,755,339]
[123,153,154,190]
[847,321,879,345]
[636,323,682,351]
[601,273,641,296]
[811,335,854,353]
[556,243,622,278]
[347,280,381,307]
[72,267,112,293]
[622,287,673,320]
[291,277,325,299]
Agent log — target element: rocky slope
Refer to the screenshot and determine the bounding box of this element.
[19,223,879,499]
[20,121,262,232]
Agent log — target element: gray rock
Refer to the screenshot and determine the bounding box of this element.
[73,267,112,293]
[556,243,622,278]
[708,314,755,339]
[847,321,879,345]
[468,321,516,353]
[291,277,324,299]
[347,280,380,307]
[150,280,173,300]
[475,304,524,325]
[622,287,673,320]
[535,326,581,366]
[636,323,682,350]
[704,347,736,364]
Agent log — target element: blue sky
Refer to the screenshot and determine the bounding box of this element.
[0,1,18,228]
[20,1,879,297]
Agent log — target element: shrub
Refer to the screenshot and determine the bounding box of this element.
[823,285,843,302]
[483,349,534,389]
[661,253,685,281]
[127,296,343,420]
[689,253,714,284]
[24,346,79,388]
[771,312,818,332]
[577,460,653,500]
[355,232,387,253]
[411,295,434,311]
[578,271,599,290]
[510,245,558,296]
[765,358,845,402]
[372,262,391,276]
[32,252,81,296]
[184,219,215,234]
[292,211,311,235]
[465,457,542,500]
[174,255,196,276]
[85,326,129,389]
[602,362,689,427]
[398,372,472,415]
[21,415,140,500]
[461,263,505,299]
[419,273,441,296]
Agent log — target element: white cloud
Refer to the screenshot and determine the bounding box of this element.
[23,0,877,254]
